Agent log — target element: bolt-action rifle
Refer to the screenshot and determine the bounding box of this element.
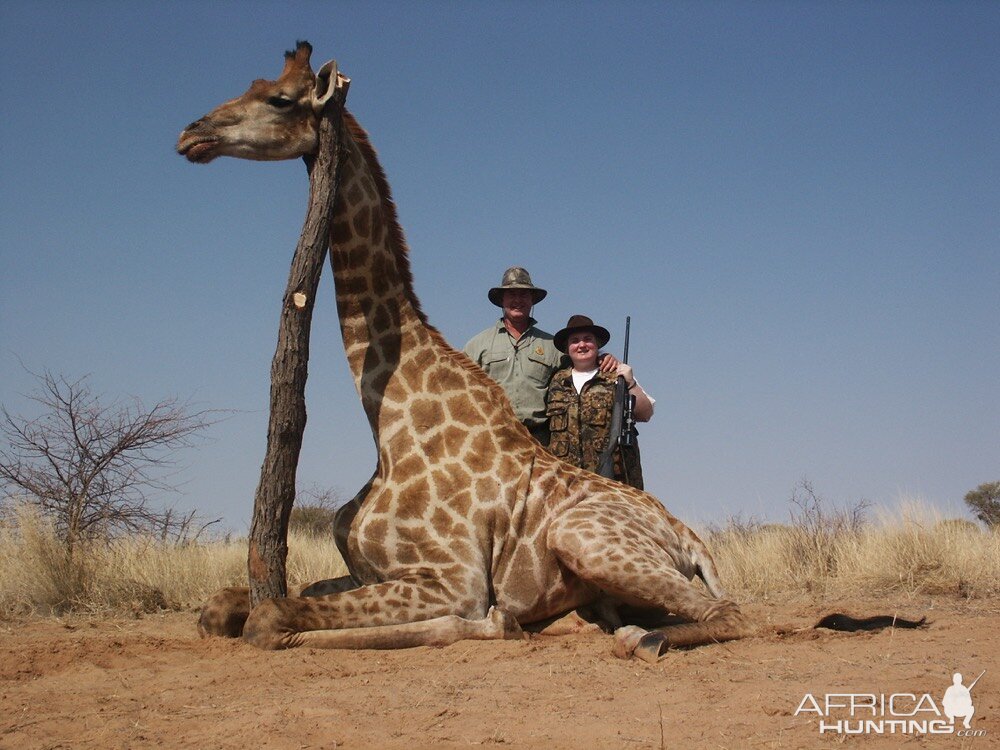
[596,316,635,479]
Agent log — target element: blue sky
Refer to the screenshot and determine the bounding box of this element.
[1,1,997,532]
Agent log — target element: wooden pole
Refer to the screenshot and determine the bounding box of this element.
[247,74,350,607]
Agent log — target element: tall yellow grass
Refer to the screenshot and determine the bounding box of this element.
[0,507,348,618]
[1,501,996,619]
[706,501,999,599]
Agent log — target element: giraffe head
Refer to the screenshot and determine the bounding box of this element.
[177,41,345,164]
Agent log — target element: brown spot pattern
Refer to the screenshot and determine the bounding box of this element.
[189,62,747,651]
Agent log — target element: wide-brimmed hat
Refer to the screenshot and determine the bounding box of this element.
[553,314,611,353]
[488,266,547,307]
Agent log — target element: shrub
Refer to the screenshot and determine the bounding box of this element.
[964,481,1000,528]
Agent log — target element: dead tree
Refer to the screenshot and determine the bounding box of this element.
[246,71,350,606]
[0,370,215,552]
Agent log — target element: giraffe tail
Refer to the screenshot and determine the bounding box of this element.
[815,613,928,632]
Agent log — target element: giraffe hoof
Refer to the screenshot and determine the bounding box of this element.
[487,606,524,640]
[633,631,670,663]
[611,625,648,659]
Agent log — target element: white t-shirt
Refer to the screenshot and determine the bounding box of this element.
[571,368,598,393]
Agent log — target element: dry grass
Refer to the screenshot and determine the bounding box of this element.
[0,507,348,618]
[707,500,999,599]
[1,501,996,619]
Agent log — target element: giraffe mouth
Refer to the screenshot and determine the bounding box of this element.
[177,136,220,164]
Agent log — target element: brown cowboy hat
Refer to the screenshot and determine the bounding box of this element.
[488,266,547,307]
[553,314,611,353]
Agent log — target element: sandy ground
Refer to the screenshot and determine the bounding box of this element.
[1,595,996,749]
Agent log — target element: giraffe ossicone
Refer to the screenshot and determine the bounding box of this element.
[178,41,753,656]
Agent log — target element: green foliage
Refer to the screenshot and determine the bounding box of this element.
[964,481,1000,528]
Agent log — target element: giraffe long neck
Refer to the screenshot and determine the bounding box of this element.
[328,113,472,444]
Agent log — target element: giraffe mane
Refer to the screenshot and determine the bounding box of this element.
[341,111,429,328]
[341,110,526,417]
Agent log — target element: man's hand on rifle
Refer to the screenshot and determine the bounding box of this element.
[598,352,620,372]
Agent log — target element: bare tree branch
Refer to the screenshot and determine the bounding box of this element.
[0,369,223,549]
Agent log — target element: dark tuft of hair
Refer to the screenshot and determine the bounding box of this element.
[285,40,312,59]
[815,613,928,632]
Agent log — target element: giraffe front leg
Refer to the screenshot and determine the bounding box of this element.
[287,605,523,649]
[298,575,360,597]
[242,577,489,650]
[196,575,360,638]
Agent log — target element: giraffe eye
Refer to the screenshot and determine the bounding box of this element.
[267,95,294,109]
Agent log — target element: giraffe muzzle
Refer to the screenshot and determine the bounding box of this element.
[177,133,221,163]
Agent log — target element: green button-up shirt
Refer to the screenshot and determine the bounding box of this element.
[463,318,563,430]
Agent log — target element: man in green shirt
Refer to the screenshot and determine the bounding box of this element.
[463,267,617,445]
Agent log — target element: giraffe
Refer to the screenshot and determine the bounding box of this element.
[177,41,754,659]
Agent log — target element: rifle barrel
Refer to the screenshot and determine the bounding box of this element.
[968,669,986,691]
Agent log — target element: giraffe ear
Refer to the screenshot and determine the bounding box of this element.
[312,60,350,112]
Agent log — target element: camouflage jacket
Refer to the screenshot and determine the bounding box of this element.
[545,368,643,490]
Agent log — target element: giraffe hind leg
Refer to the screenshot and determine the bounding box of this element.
[548,502,753,659]
[613,614,753,663]
[609,603,752,661]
